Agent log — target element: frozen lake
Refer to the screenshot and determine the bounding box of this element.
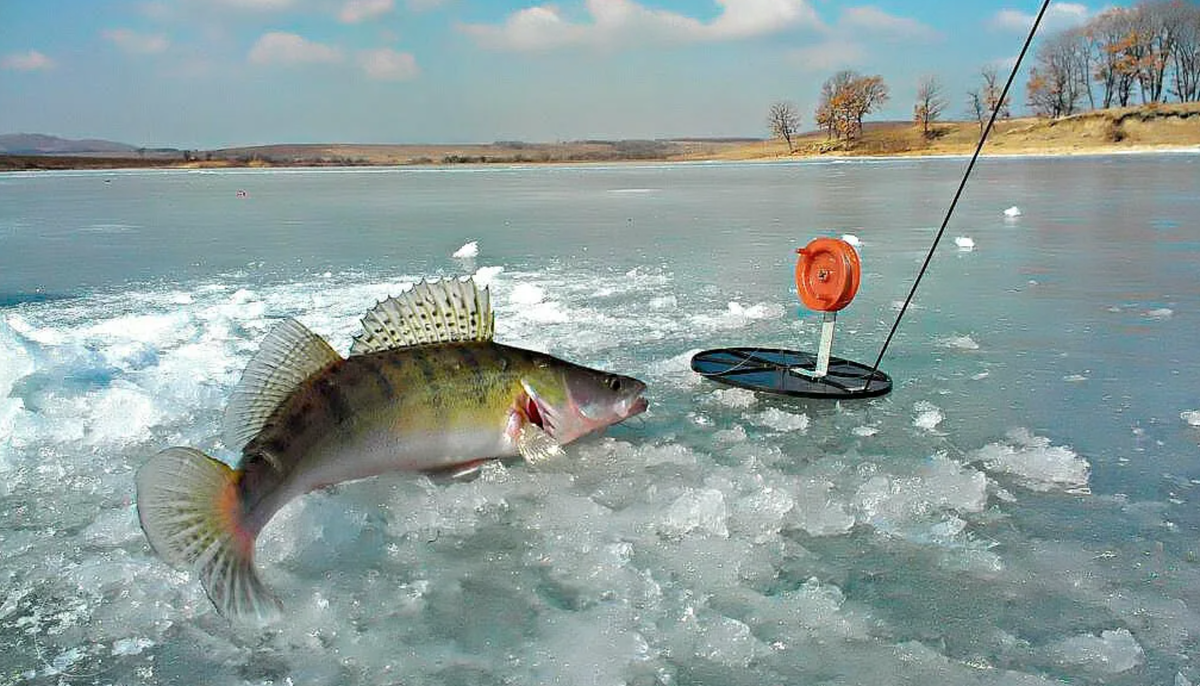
[2,155,1199,685]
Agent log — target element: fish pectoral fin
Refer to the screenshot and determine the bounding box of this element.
[516,424,564,465]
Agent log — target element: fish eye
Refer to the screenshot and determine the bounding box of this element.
[606,375,622,392]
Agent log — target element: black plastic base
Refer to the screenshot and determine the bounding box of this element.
[691,347,892,399]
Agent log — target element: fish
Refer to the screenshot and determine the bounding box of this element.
[136,277,648,619]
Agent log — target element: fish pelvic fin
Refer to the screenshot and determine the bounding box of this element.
[136,447,282,621]
[350,277,494,355]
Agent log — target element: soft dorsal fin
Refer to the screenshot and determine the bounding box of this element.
[223,319,342,450]
[350,277,494,355]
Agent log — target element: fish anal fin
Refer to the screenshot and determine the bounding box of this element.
[136,447,282,621]
[223,319,342,451]
[350,277,493,355]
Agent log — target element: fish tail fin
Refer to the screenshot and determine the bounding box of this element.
[136,446,281,621]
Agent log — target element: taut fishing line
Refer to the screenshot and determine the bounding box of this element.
[864,0,1054,387]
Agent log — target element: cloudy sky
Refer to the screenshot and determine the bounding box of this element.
[0,1,1118,148]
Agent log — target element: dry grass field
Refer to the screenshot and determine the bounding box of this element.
[2,103,1196,172]
[721,101,1200,161]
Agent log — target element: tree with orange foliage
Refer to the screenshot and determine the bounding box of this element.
[815,70,890,141]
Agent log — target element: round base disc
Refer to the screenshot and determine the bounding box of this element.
[691,347,892,399]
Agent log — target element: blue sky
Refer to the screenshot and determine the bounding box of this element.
[0,1,1125,148]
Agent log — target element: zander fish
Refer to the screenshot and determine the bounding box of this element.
[136,277,648,619]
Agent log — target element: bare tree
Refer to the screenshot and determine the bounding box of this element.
[913,75,946,138]
[1166,0,1200,101]
[1028,33,1087,117]
[981,66,1012,119]
[966,89,987,132]
[767,101,802,152]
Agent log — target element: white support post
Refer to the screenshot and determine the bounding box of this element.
[815,312,836,378]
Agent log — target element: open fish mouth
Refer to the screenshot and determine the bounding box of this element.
[626,396,649,419]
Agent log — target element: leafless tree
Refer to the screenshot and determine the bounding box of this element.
[1028,33,1087,117]
[1165,0,1200,100]
[981,66,1012,119]
[966,89,987,132]
[767,101,802,152]
[913,75,946,137]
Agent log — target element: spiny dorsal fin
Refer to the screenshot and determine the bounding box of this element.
[223,319,342,450]
[350,277,494,355]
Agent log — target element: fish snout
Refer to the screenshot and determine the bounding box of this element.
[627,395,649,418]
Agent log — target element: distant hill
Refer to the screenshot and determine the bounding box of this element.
[0,133,139,155]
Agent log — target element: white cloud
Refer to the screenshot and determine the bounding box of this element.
[992,2,1091,32]
[460,0,822,51]
[1,50,54,71]
[787,40,866,72]
[340,0,393,23]
[249,32,343,65]
[103,28,171,54]
[841,6,939,41]
[358,47,419,80]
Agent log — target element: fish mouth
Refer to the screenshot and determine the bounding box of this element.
[626,396,649,418]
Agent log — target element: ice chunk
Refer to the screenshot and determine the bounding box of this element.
[509,283,545,305]
[970,428,1089,492]
[725,301,785,320]
[659,488,728,538]
[912,401,944,431]
[853,455,988,538]
[1146,307,1173,319]
[940,335,979,350]
[112,637,154,656]
[954,236,975,250]
[711,387,757,409]
[750,407,809,433]
[1048,629,1143,673]
[852,425,879,437]
[472,265,504,287]
[1003,206,1022,218]
[841,233,862,247]
[452,240,479,258]
[1182,410,1200,427]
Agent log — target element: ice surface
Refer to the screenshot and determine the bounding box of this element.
[3,163,1196,686]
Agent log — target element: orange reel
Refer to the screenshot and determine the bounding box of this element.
[795,237,861,312]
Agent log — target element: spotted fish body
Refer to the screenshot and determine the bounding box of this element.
[136,278,648,619]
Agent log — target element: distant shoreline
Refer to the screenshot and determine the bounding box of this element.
[3,104,1197,172]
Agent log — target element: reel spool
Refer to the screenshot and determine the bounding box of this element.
[691,237,891,399]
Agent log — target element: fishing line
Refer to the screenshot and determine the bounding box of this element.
[865,0,1053,384]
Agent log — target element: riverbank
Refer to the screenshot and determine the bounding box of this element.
[2,103,1197,172]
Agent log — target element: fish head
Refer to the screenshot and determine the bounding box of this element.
[522,363,648,445]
